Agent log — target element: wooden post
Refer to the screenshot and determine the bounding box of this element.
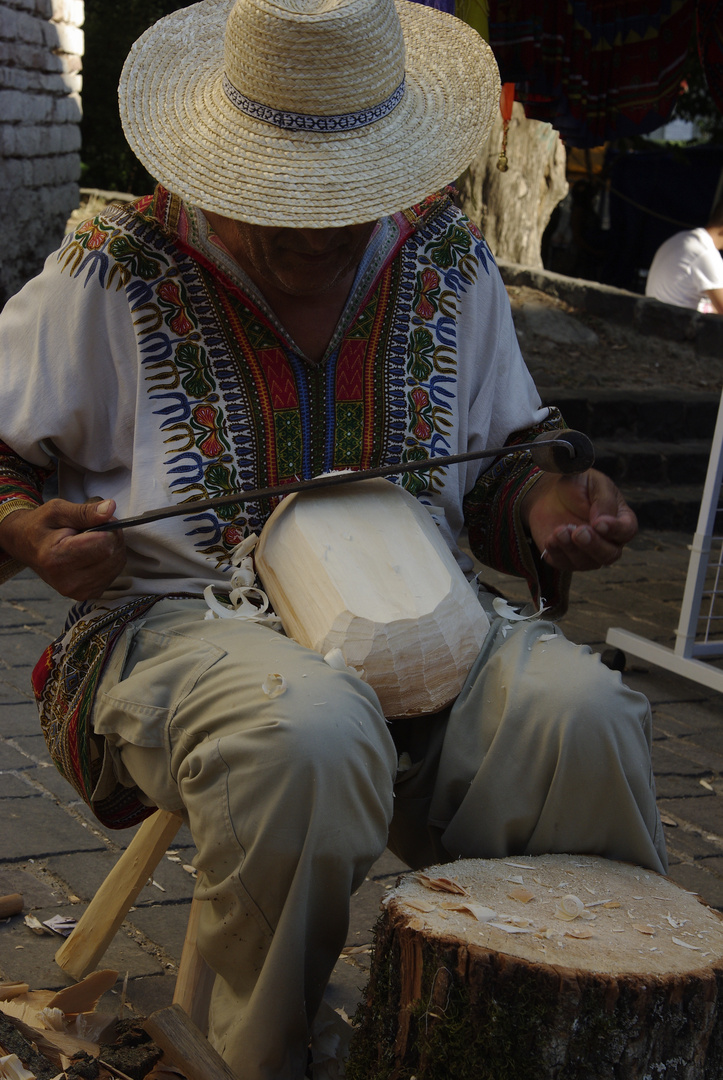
[55,810,183,980]
[348,854,723,1079]
[173,896,215,1034]
[144,1004,237,1080]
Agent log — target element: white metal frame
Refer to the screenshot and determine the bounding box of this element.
[606,388,723,694]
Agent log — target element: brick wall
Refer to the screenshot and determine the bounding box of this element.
[0,0,83,307]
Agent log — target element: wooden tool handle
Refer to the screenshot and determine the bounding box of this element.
[0,893,23,919]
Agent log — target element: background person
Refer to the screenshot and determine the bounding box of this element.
[645,201,723,313]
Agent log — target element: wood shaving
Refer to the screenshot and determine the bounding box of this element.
[565,927,594,939]
[632,924,656,936]
[414,873,467,895]
[672,937,703,951]
[554,895,591,921]
[489,922,535,934]
[440,902,498,922]
[508,887,535,903]
[404,899,435,913]
[262,673,287,698]
[665,914,687,928]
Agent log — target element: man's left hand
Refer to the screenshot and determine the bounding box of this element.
[521,468,637,572]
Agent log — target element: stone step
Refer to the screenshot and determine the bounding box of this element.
[593,439,711,487]
[540,388,719,443]
[537,387,719,532]
[615,484,704,533]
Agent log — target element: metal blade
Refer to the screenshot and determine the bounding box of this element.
[90,432,590,533]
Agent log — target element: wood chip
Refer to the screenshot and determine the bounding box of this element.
[48,969,118,1015]
[632,924,656,936]
[22,916,47,936]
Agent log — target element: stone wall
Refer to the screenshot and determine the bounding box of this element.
[0,0,83,307]
[497,259,723,359]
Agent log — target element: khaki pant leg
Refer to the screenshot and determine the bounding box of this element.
[92,600,397,1080]
[389,609,667,876]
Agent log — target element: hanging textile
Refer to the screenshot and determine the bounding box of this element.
[411,0,456,14]
[456,0,489,40]
[488,0,697,147]
[406,0,490,38]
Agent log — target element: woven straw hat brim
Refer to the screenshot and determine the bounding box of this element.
[119,0,500,227]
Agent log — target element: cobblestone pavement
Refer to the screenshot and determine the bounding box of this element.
[0,529,721,1023]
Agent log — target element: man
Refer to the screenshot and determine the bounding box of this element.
[645,201,723,313]
[0,0,665,1076]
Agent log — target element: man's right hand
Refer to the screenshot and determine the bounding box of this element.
[0,499,126,601]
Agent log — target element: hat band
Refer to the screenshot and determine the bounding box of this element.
[222,74,405,132]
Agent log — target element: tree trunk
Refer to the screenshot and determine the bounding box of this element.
[457,102,568,268]
[347,854,723,1079]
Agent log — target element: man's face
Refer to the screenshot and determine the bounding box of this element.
[221,219,376,298]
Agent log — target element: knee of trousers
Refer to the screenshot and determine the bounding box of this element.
[169,656,398,876]
[487,622,653,762]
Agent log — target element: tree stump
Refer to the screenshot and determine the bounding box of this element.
[347,855,723,1079]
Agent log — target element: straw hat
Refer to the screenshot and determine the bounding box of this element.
[119,0,501,227]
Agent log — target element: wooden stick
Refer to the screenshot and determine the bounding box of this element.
[55,810,183,980]
[144,1004,237,1080]
[172,897,215,1035]
[0,894,23,919]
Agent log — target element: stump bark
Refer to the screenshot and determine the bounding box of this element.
[347,855,723,1080]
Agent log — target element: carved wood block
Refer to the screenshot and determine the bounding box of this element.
[255,479,490,717]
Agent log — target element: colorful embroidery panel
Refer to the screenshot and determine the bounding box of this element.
[58,189,486,572]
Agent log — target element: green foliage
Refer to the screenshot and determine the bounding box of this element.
[81,1,194,195]
[670,41,723,144]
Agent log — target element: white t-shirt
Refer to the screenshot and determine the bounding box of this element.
[645,227,723,312]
